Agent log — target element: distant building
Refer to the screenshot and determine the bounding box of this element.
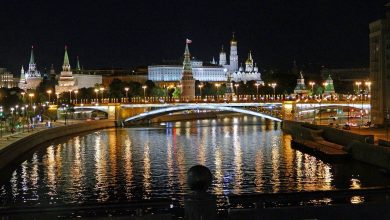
[148,61,226,83]
[231,51,263,84]
[55,46,77,94]
[19,46,42,90]
[369,4,390,125]
[323,75,336,96]
[0,68,16,88]
[293,71,308,96]
[148,33,263,84]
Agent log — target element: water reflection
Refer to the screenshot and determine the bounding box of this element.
[1,116,390,207]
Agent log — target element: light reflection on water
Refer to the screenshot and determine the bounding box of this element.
[1,116,390,207]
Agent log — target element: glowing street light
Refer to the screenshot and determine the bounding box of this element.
[124,87,129,100]
[234,84,239,99]
[28,93,34,106]
[309,82,315,93]
[69,90,73,103]
[46,90,52,104]
[215,83,221,100]
[142,85,147,102]
[74,90,78,104]
[32,105,36,114]
[198,84,204,99]
[21,92,25,103]
[99,87,105,102]
[94,88,99,102]
[268,83,277,97]
[255,82,260,97]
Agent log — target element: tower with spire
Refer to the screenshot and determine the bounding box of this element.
[293,71,308,97]
[180,40,196,100]
[323,74,336,96]
[229,32,238,72]
[18,46,42,90]
[55,46,78,94]
[219,45,227,66]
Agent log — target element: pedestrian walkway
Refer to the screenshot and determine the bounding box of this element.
[0,120,83,152]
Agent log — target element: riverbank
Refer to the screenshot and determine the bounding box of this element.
[0,120,116,171]
[283,120,390,170]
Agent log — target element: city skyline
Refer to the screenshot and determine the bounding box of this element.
[0,0,388,74]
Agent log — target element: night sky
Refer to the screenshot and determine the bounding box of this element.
[0,0,388,75]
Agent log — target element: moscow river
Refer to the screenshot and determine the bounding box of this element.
[1,116,390,207]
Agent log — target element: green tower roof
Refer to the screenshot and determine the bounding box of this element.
[63,45,70,66]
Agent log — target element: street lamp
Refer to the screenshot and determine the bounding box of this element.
[124,87,129,101]
[55,92,59,104]
[355,81,362,100]
[46,90,52,104]
[142,85,147,102]
[309,82,315,94]
[215,83,221,101]
[234,84,239,100]
[28,93,34,106]
[32,105,36,114]
[69,90,72,103]
[21,92,25,103]
[255,82,260,98]
[365,81,371,99]
[268,83,277,98]
[94,88,99,102]
[198,84,204,99]
[99,87,105,103]
[74,90,78,104]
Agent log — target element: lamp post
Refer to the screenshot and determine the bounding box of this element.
[198,84,204,100]
[309,82,315,96]
[125,87,129,102]
[46,90,52,104]
[255,82,260,99]
[94,88,99,103]
[365,81,371,100]
[215,83,220,101]
[234,84,239,100]
[355,81,362,100]
[21,92,25,103]
[69,90,72,103]
[142,85,147,102]
[268,83,277,98]
[74,90,78,104]
[55,92,59,104]
[99,87,105,103]
[28,93,34,107]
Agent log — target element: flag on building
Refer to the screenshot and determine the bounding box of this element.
[186,39,192,44]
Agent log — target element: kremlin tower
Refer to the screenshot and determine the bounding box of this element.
[55,46,77,94]
[180,39,195,100]
[293,71,308,97]
[18,46,42,90]
[229,33,238,72]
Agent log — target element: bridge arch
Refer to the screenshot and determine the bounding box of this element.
[123,105,282,123]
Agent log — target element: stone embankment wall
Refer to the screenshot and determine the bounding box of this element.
[0,120,116,171]
[282,120,390,170]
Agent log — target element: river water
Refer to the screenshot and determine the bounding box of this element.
[1,116,390,207]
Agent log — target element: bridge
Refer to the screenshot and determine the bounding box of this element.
[67,99,370,124]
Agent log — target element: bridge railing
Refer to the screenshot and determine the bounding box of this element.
[67,95,370,105]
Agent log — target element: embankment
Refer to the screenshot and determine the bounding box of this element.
[282,120,390,170]
[0,120,116,171]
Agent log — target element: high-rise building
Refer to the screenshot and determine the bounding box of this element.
[369,4,390,125]
[18,46,42,90]
[180,40,195,100]
[55,46,77,94]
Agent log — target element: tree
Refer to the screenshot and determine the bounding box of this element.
[151,87,166,97]
[172,87,181,98]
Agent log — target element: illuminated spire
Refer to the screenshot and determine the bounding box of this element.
[76,56,81,71]
[29,46,35,64]
[62,45,71,71]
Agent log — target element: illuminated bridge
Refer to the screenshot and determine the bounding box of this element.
[71,100,370,124]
